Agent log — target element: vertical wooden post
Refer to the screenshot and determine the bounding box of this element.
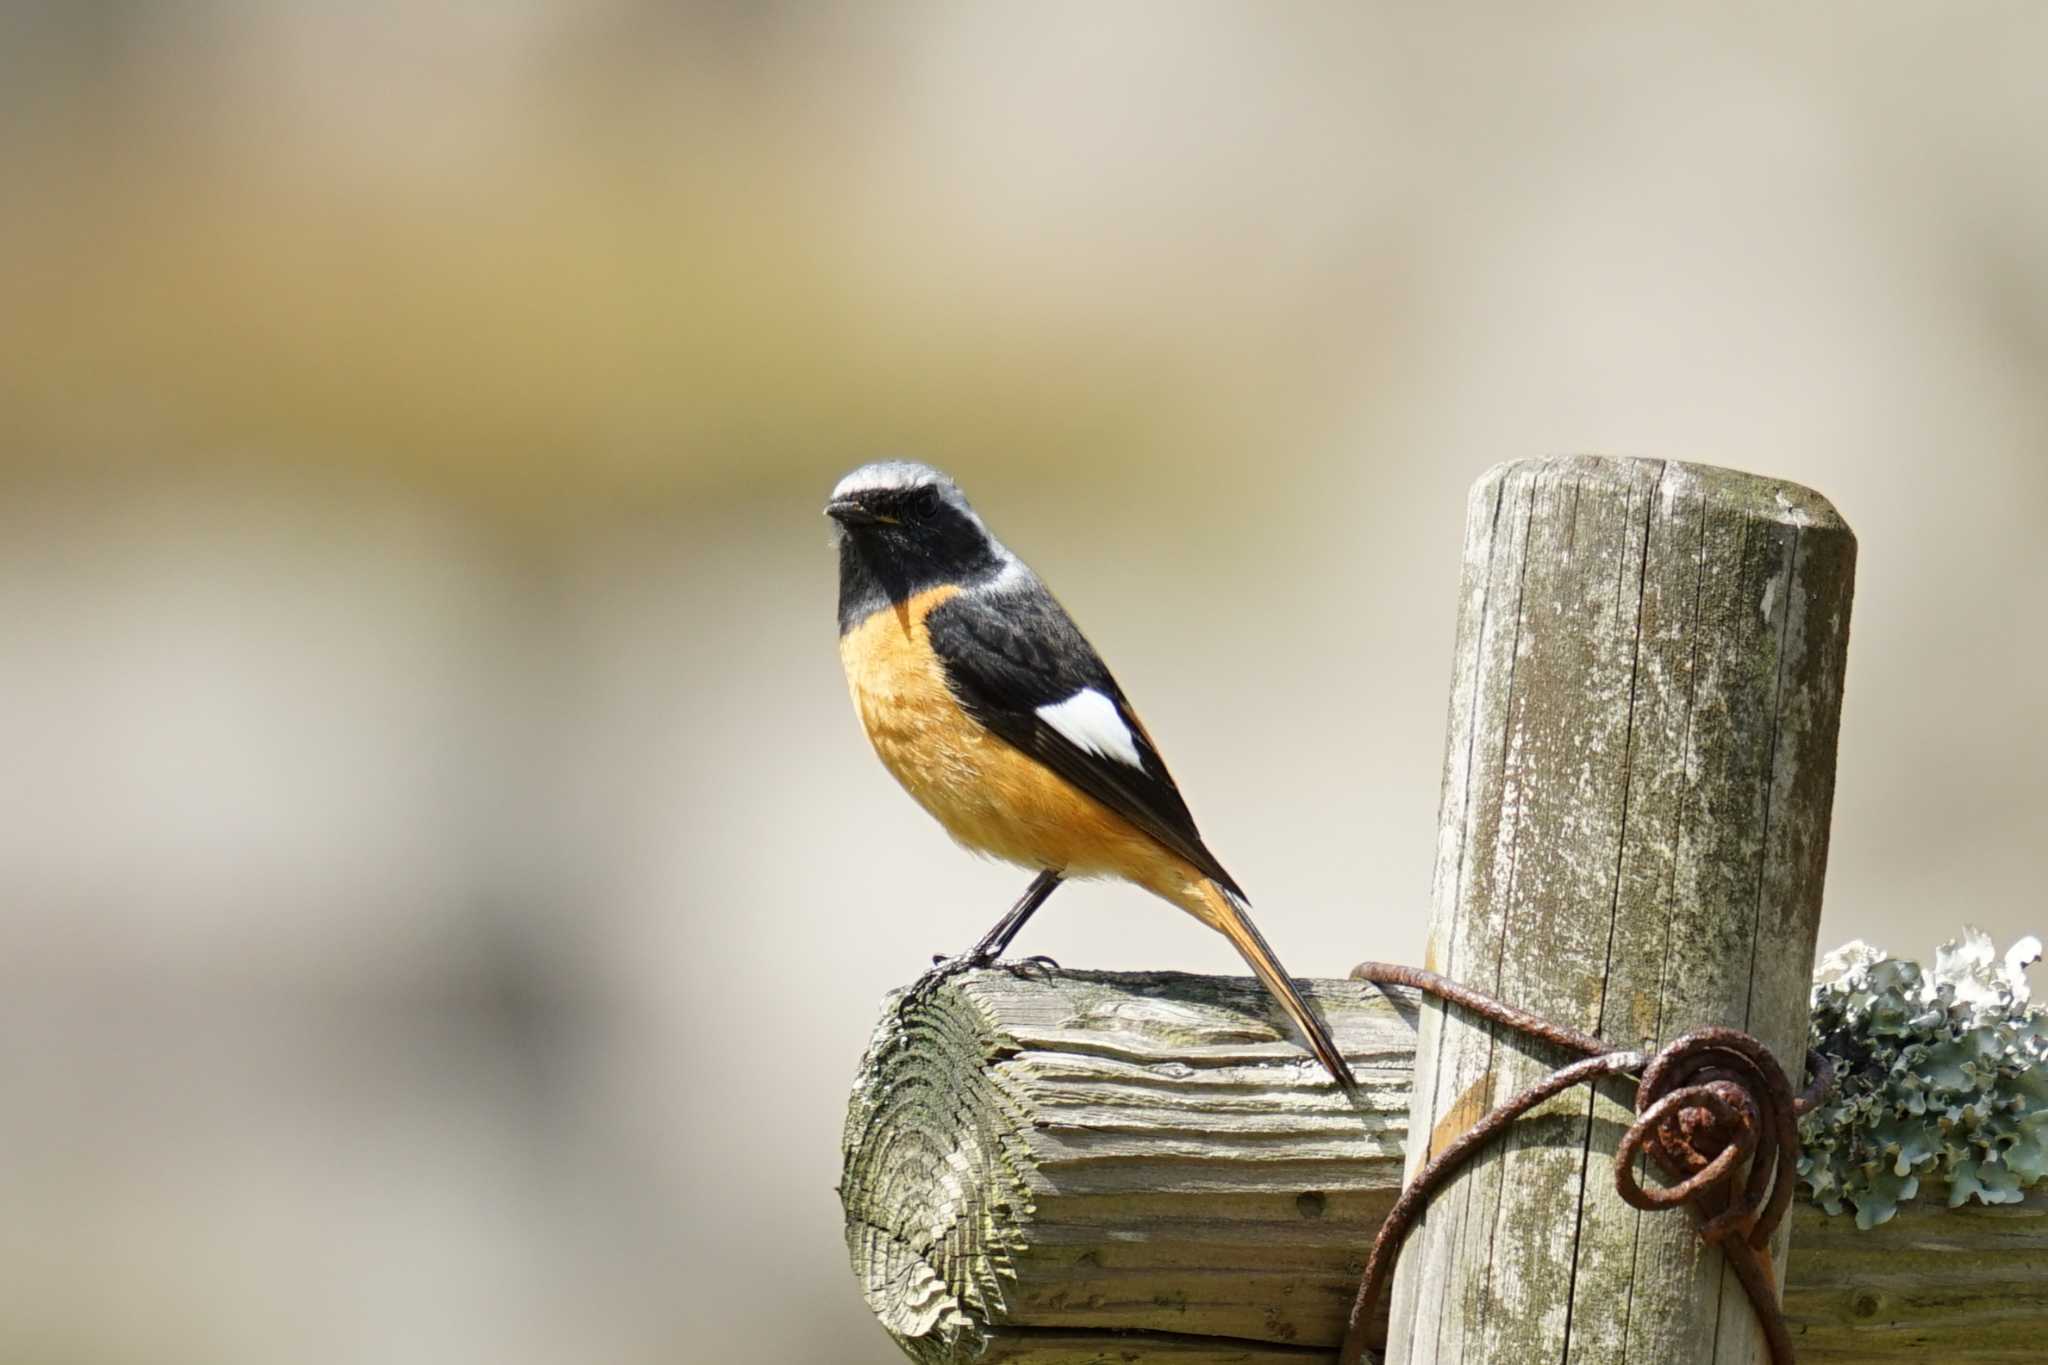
[1390,457,1855,1364]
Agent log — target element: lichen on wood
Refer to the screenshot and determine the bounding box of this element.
[1800,930,2048,1228]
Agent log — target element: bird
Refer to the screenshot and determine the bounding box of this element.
[826,459,1355,1090]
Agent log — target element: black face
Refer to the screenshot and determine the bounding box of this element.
[828,478,1004,632]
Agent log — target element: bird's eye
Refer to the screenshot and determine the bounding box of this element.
[911,487,942,519]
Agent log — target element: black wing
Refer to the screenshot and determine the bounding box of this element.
[924,581,1243,897]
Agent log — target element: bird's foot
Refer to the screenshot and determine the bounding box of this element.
[895,950,990,1018]
[929,950,1060,978]
[993,953,1061,978]
[897,952,1061,1019]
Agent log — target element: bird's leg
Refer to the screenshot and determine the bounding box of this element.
[959,868,1064,967]
[900,871,1064,1015]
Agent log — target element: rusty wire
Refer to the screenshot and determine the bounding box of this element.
[1337,962,1832,1365]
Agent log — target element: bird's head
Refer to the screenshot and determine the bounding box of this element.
[827,461,1016,626]
[828,461,1004,572]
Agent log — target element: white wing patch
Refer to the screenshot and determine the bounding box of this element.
[1035,689,1145,769]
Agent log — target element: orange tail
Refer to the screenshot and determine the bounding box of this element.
[1194,880,1357,1091]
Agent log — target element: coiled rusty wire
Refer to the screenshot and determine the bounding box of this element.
[1338,962,1833,1365]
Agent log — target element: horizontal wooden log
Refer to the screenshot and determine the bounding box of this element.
[1782,1185,2048,1362]
[840,969,1411,1362]
[840,969,2048,1363]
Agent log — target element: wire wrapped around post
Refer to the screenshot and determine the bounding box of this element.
[1339,963,1832,1365]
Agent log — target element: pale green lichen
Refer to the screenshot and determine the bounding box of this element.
[1800,928,2047,1228]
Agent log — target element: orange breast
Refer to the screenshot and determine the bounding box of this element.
[837,587,1195,898]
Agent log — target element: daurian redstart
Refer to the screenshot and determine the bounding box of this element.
[828,460,1353,1089]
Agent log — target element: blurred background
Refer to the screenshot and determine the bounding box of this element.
[2,3,2044,1362]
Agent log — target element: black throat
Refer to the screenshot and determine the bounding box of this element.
[835,515,1006,635]
[836,534,918,634]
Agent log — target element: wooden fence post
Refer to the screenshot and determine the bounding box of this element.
[1391,457,1855,1362]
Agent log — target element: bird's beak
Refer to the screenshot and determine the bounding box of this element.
[825,497,892,527]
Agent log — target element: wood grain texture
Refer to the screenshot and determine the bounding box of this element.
[1395,457,1856,1365]
[841,969,1416,1362]
[841,972,2046,1363]
[1782,1186,2048,1360]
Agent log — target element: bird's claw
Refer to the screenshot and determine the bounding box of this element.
[897,951,1060,1019]
[897,950,991,1018]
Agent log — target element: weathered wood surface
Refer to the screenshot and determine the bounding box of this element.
[1784,1183,2048,1362]
[1396,457,1855,1364]
[841,970,1416,1363]
[840,970,2048,1363]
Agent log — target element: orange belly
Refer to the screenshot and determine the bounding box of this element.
[838,586,1197,900]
